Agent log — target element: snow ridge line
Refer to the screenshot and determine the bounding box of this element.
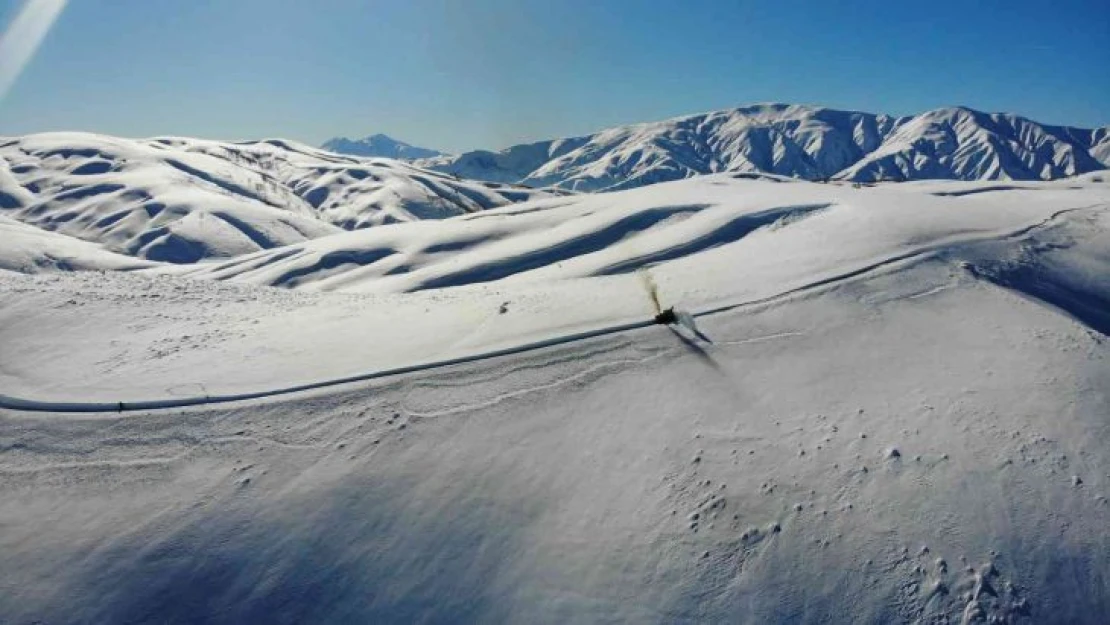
[1,207,1096,414]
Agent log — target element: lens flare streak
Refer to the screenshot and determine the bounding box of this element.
[0,0,68,103]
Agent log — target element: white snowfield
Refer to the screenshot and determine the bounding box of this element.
[0,132,562,263]
[1,170,1108,623]
[412,103,1110,191]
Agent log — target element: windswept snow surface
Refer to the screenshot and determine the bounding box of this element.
[1,175,1109,623]
[0,133,562,262]
[415,104,1110,191]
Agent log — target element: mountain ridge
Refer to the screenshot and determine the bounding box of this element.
[321,133,445,160]
[398,104,1109,190]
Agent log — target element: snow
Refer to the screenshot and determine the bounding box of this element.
[0,215,154,273]
[2,174,1104,406]
[415,104,1110,191]
[321,133,446,160]
[1,167,1109,622]
[174,174,1110,302]
[0,132,563,262]
[840,107,1108,182]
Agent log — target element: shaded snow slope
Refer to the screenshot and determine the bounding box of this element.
[177,174,1110,298]
[0,133,561,263]
[416,104,1109,191]
[1,196,1108,622]
[840,107,1110,182]
[0,215,156,274]
[321,133,445,160]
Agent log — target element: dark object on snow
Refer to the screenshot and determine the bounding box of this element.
[654,307,677,325]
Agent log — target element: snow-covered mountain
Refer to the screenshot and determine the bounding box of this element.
[321,133,445,160]
[0,133,562,263]
[840,107,1110,181]
[415,104,1110,190]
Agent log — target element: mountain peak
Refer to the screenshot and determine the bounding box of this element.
[321,134,444,160]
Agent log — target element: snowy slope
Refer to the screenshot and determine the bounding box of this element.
[176,174,1110,297]
[0,133,562,263]
[0,215,155,273]
[1,177,1108,623]
[414,135,594,186]
[320,133,445,160]
[416,104,1110,190]
[2,174,1106,403]
[840,107,1110,181]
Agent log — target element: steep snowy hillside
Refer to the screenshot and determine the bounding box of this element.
[841,107,1110,181]
[414,136,594,186]
[320,133,444,160]
[416,104,1109,190]
[0,133,561,262]
[1,176,1108,623]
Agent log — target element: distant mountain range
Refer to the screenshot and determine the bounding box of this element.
[363,104,1108,191]
[320,134,445,160]
[3,104,1106,267]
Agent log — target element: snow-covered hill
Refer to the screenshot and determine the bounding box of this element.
[172,174,1110,297]
[2,173,1106,399]
[1,174,1108,623]
[0,133,561,263]
[415,104,1110,190]
[320,133,445,160]
[0,215,155,273]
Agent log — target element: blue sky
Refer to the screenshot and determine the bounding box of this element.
[1,0,1107,152]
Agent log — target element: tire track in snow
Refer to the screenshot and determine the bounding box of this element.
[402,349,674,419]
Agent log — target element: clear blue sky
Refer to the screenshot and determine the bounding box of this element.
[1,0,1107,152]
